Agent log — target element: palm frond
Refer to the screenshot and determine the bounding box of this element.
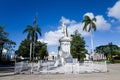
[92,17,97,22]
[27,33,31,40]
[34,25,42,36]
[82,15,97,32]
[83,22,90,31]
[91,22,96,31]
[35,32,38,41]
[36,27,42,36]
[23,25,33,34]
[84,15,91,21]
[88,26,92,32]
[83,23,87,31]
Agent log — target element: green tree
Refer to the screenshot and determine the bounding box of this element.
[70,30,87,61]
[82,15,96,54]
[17,39,48,60]
[95,42,120,62]
[0,26,16,61]
[16,39,31,57]
[35,42,48,60]
[0,26,8,60]
[23,18,41,60]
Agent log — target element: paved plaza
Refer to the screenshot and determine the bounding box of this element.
[0,64,120,80]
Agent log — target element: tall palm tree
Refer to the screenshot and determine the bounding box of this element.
[23,20,41,61]
[82,15,96,55]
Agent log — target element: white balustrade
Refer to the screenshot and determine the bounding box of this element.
[14,62,28,74]
[14,61,107,74]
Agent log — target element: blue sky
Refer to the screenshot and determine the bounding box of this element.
[0,0,120,53]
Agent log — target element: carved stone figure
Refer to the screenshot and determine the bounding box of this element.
[61,22,68,37]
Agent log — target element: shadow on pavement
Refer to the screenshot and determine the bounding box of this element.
[0,63,15,77]
[0,73,15,77]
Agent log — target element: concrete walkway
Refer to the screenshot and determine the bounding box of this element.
[0,64,120,80]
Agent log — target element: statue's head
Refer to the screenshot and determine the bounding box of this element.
[61,22,65,27]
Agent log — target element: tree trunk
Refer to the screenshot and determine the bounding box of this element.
[90,31,94,55]
[30,42,32,61]
[33,42,35,60]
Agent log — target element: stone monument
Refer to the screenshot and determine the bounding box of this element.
[59,23,72,65]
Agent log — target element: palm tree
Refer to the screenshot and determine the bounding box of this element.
[82,15,96,55]
[23,19,41,61]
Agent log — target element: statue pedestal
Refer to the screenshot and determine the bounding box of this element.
[59,36,72,65]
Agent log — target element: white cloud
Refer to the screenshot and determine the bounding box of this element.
[39,30,62,46]
[60,16,76,25]
[95,15,111,30]
[84,12,94,19]
[39,16,89,46]
[39,14,111,46]
[108,1,120,20]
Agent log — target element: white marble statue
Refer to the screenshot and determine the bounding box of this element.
[61,22,68,37]
[59,22,72,65]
